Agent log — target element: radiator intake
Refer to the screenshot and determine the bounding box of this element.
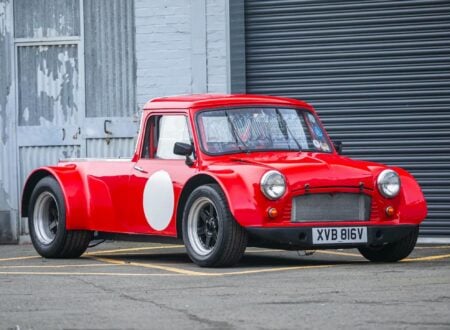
[291,193,371,222]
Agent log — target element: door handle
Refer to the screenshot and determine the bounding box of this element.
[133,165,147,174]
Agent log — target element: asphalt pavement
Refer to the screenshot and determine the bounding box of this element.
[0,242,449,330]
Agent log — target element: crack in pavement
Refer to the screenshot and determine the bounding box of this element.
[74,277,234,329]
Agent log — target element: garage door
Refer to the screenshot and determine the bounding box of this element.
[245,0,450,236]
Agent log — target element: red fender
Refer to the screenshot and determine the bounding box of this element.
[205,167,270,227]
[395,167,428,224]
[22,165,89,230]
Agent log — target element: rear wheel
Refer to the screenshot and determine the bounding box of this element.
[358,227,419,262]
[28,176,92,258]
[182,184,247,267]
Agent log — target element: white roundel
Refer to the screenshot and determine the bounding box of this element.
[143,170,174,231]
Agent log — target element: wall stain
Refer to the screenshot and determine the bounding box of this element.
[18,46,79,126]
[0,0,12,144]
[0,180,10,209]
[13,0,80,38]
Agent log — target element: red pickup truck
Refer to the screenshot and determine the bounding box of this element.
[22,94,427,267]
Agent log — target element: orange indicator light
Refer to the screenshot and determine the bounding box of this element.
[268,207,278,218]
[385,206,395,217]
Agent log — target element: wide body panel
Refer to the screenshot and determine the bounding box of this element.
[21,94,428,245]
[60,159,196,236]
[22,150,427,239]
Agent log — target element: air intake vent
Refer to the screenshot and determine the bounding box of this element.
[292,193,371,222]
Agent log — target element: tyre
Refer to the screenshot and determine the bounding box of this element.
[28,176,92,258]
[182,184,248,267]
[358,227,419,262]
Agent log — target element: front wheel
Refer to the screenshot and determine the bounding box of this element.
[28,176,92,258]
[358,227,419,262]
[182,184,248,267]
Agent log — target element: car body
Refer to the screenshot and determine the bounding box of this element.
[22,94,427,267]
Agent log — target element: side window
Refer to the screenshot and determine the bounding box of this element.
[142,115,191,160]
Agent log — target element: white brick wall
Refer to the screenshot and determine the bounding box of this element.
[206,0,228,93]
[135,0,229,108]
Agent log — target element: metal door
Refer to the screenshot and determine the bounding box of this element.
[14,0,84,212]
[14,0,137,235]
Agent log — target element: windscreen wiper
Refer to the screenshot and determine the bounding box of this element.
[275,108,302,152]
[224,110,249,153]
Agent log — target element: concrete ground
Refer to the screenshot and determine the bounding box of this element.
[0,242,449,330]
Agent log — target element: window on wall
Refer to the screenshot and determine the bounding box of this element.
[14,0,80,38]
[14,0,81,127]
[142,115,191,160]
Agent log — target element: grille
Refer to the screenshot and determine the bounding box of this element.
[291,193,371,222]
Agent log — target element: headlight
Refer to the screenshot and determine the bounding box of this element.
[377,169,400,198]
[260,170,286,200]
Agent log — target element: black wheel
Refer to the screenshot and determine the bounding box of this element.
[358,227,419,262]
[28,176,92,258]
[182,184,248,267]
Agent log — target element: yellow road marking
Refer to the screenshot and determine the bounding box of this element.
[0,256,40,262]
[2,244,448,278]
[100,248,284,256]
[245,249,284,253]
[86,245,184,255]
[403,253,450,262]
[0,263,119,269]
[88,251,186,257]
[90,256,215,276]
[415,246,450,250]
[93,256,331,276]
[220,265,330,276]
[315,250,362,257]
[0,245,184,263]
[0,271,179,277]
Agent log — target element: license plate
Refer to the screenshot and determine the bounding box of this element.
[312,227,367,245]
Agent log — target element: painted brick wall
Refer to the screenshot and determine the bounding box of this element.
[135,0,192,107]
[206,0,228,93]
[135,0,229,108]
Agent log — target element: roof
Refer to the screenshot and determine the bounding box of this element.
[143,94,314,111]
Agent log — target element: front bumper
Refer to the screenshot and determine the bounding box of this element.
[246,225,418,250]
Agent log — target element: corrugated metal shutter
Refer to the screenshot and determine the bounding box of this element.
[83,0,137,158]
[84,0,136,118]
[245,0,450,236]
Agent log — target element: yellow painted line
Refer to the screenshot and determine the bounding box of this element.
[245,249,285,253]
[0,256,40,262]
[86,245,184,255]
[403,253,450,262]
[221,264,330,276]
[98,248,283,257]
[0,263,119,269]
[89,251,186,257]
[415,245,450,250]
[93,256,333,276]
[90,256,215,276]
[315,250,362,257]
[0,271,180,277]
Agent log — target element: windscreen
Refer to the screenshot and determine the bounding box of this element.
[197,107,332,154]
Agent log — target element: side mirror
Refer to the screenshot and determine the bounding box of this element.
[333,141,343,155]
[174,142,193,156]
[174,142,194,166]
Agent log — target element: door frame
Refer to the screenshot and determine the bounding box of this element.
[13,0,86,235]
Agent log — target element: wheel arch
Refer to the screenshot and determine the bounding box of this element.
[394,167,428,223]
[22,168,60,217]
[176,171,263,238]
[176,174,218,238]
[21,166,89,230]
